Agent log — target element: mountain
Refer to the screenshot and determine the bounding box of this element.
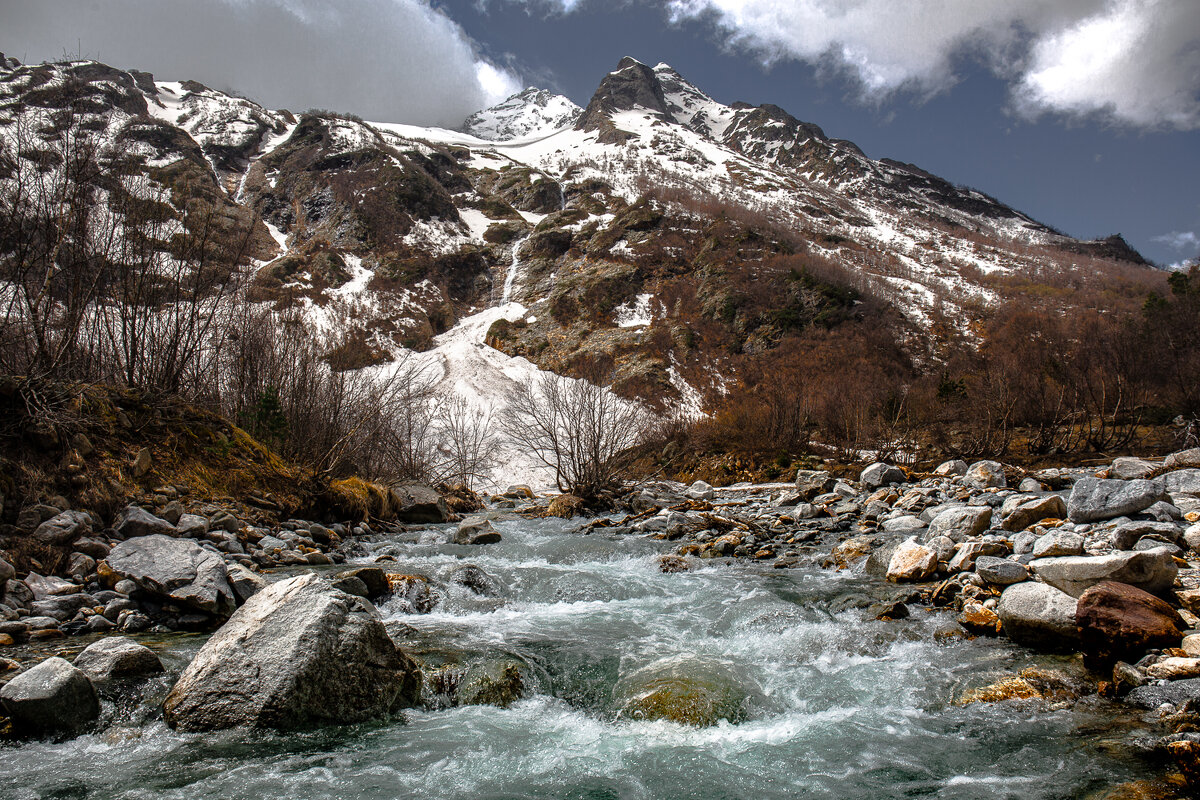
[0,56,1154,421]
[463,87,581,141]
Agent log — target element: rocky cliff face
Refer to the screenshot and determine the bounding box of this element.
[0,56,1154,410]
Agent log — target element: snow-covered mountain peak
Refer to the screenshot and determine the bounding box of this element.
[462,88,582,141]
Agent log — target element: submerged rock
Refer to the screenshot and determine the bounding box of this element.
[614,656,761,727]
[0,656,99,735]
[164,574,421,732]
[456,661,527,708]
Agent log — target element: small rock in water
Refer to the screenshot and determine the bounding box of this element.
[387,575,439,613]
[454,517,502,545]
[686,480,715,500]
[72,637,164,682]
[957,676,1041,705]
[658,554,691,573]
[0,656,100,734]
[958,601,1001,636]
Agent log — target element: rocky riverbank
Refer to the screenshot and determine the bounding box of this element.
[4,451,1200,795]
[563,449,1200,795]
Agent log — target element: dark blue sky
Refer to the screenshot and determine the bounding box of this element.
[439,0,1198,268]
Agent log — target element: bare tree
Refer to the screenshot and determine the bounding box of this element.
[501,371,652,499]
[434,396,499,489]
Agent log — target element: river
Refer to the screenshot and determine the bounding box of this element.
[0,516,1158,799]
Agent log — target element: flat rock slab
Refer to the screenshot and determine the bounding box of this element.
[1030,547,1177,598]
[1067,477,1164,523]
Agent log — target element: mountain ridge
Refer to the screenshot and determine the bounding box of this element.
[0,54,1156,419]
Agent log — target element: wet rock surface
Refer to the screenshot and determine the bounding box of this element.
[163,573,422,731]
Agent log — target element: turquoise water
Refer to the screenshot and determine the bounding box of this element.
[0,518,1156,799]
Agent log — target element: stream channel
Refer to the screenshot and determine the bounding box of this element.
[0,516,1160,799]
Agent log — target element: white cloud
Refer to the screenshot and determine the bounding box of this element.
[516,0,1200,129]
[1,0,521,127]
[1015,0,1200,129]
[1154,231,1200,251]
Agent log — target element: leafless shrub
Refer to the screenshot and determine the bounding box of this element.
[501,371,654,499]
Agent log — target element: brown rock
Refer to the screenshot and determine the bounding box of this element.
[1168,740,1200,791]
[658,555,691,573]
[546,494,585,519]
[1076,581,1184,667]
[958,601,1002,636]
[886,540,937,582]
[386,574,438,613]
[957,676,1041,705]
[131,447,152,478]
[1145,656,1200,680]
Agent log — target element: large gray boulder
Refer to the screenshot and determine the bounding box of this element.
[390,484,450,523]
[0,656,100,734]
[72,636,164,682]
[104,535,235,616]
[1030,547,1178,598]
[964,460,1006,490]
[927,506,992,543]
[860,462,905,489]
[1125,677,1200,709]
[163,573,421,731]
[114,505,177,539]
[997,582,1080,650]
[31,511,92,545]
[1067,477,1165,523]
[1001,495,1067,532]
[1164,469,1200,498]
